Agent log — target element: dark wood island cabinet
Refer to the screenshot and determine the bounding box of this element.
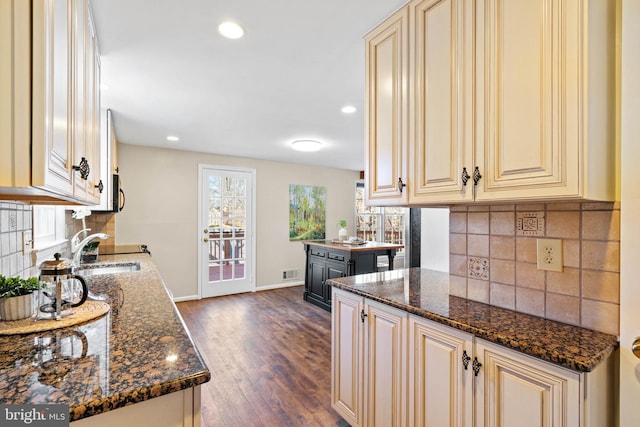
[302,240,403,311]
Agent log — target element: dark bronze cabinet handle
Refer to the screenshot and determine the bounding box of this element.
[461,167,470,186]
[95,179,104,193]
[462,350,471,370]
[472,357,482,376]
[397,177,406,193]
[73,157,90,180]
[361,309,368,323]
[473,166,482,186]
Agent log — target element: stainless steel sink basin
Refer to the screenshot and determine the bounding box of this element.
[77,262,141,276]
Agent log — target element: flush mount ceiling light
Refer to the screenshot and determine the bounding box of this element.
[218,21,245,39]
[166,135,180,142]
[291,139,322,152]
[341,105,356,114]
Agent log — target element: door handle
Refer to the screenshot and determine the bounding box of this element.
[632,337,640,359]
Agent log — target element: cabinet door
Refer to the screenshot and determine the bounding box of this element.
[326,261,346,306]
[32,0,75,196]
[409,315,473,427]
[84,3,101,203]
[475,339,580,427]
[363,299,406,427]
[307,258,326,303]
[409,0,474,203]
[73,0,89,200]
[474,0,604,201]
[364,6,409,206]
[332,289,363,427]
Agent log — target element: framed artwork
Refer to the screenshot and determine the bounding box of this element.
[289,184,326,240]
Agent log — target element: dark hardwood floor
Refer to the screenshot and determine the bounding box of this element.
[176,286,350,427]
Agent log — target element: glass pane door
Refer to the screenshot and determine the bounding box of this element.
[200,166,254,297]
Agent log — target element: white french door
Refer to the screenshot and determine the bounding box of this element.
[198,165,255,298]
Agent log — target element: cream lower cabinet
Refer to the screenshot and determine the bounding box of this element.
[332,288,407,427]
[475,339,614,427]
[71,386,202,427]
[408,315,474,427]
[333,292,614,427]
[408,317,614,427]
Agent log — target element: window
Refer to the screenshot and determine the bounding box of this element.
[355,182,406,252]
[33,206,66,248]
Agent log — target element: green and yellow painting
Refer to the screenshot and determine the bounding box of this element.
[289,184,326,240]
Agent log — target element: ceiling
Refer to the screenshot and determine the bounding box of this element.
[91,0,407,171]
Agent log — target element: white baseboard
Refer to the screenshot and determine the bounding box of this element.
[172,294,200,302]
[256,281,304,292]
[173,282,304,301]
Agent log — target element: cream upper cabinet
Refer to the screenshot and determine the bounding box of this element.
[31,0,75,197]
[409,0,474,203]
[83,3,102,203]
[0,0,102,204]
[473,0,616,202]
[366,0,616,205]
[332,288,407,427]
[364,6,409,206]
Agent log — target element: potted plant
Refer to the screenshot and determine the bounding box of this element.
[0,275,39,321]
[81,241,101,263]
[337,220,348,241]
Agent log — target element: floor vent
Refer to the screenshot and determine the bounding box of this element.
[282,269,299,280]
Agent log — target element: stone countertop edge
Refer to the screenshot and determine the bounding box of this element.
[327,267,619,373]
[302,240,404,252]
[70,253,212,421]
[0,253,211,422]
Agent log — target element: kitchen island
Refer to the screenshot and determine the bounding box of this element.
[0,252,210,425]
[302,240,403,311]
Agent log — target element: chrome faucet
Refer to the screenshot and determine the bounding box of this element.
[71,228,91,253]
[72,232,110,266]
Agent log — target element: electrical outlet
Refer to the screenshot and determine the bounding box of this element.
[22,230,33,255]
[536,238,563,272]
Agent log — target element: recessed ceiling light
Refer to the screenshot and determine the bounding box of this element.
[291,139,322,152]
[341,105,356,114]
[166,135,180,142]
[218,21,244,39]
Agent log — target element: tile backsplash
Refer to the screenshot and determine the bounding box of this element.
[65,210,115,248]
[0,202,33,278]
[0,202,116,279]
[449,202,620,336]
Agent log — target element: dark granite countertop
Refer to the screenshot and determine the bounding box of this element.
[0,253,210,421]
[327,267,619,372]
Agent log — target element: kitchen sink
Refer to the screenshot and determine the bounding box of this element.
[77,262,141,277]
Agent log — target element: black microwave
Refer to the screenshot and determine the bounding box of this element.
[95,174,125,213]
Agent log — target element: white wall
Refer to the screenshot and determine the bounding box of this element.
[618,0,640,423]
[116,143,359,299]
[420,208,449,272]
